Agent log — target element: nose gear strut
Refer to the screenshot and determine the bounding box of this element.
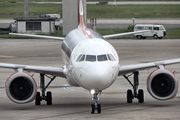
[91,91,101,114]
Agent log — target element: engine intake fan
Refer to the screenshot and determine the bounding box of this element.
[147,69,178,100]
[5,72,37,104]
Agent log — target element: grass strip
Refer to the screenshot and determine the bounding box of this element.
[0,3,180,18]
[87,4,180,18]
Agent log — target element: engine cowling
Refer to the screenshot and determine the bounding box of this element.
[5,72,37,104]
[147,69,178,100]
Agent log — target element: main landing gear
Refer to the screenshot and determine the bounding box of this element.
[91,91,101,114]
[35,73,56,105]
[123,71,144,103]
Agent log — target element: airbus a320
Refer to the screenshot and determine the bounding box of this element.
[0,0,180,114]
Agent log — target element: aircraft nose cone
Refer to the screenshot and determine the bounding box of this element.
[87,66,108,78]
[84,66,112,90]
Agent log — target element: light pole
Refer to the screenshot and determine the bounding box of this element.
[24,0,28,17]
[114,0,117,6]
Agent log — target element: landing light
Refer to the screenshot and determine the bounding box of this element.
[90,89,95,95]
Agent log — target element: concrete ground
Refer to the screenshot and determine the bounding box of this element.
[0,38,180,120]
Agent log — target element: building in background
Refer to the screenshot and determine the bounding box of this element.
[14,18,55,34]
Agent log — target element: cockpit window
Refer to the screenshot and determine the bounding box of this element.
[86,55,96,62]
[77,54,115,62]
[76,54,82,62]
[97,54,108,61]
[107,54,115,61]
[79,55,85,62]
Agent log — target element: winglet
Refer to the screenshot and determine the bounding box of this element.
[78,0,86,29]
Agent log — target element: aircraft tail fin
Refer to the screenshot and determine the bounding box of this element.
[78,0,86,29]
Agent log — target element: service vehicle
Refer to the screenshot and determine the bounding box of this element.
[134,24,166,39]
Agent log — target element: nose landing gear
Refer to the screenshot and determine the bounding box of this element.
[91,91,101,114]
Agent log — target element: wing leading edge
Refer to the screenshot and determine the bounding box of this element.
[118,58,180,75]
[9,33,64,41]
[0,63,66,78]
[103,30,150,39]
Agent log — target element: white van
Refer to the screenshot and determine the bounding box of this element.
[134,24,166,39]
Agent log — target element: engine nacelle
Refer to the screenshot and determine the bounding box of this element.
[147,69,178,100]
[5,72,37,104]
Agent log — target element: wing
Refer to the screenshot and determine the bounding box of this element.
[0,63,66,78]
[9,33,64,41]
[103,30,150,39]
[118,58,180,75]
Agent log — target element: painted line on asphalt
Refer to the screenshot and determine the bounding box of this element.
[0,55,16,58]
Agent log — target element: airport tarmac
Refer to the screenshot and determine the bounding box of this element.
[0,38,180,120]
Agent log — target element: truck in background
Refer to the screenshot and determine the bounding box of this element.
[0,21,16,34]
[134,24,166,39]
[39,14,61,30]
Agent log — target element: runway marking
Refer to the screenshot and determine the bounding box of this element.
[175,72,180,74]
[161,47,180,50]
[0,55,16,58]
[102,92,126,94]
[117,51,134,54]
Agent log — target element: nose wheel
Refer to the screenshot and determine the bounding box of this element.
[91,91,101,114]
[91,104,101,114]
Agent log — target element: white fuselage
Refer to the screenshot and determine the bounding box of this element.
[61,28,119,91]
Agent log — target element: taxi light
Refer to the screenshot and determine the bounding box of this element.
[90,89,95,95]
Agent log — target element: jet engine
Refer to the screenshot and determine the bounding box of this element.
[5,72,37,104]
[147,69,178,100]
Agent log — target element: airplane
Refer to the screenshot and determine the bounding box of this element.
[0,0,180,114]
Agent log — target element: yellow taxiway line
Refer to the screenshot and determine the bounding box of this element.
[0,55,16,58]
